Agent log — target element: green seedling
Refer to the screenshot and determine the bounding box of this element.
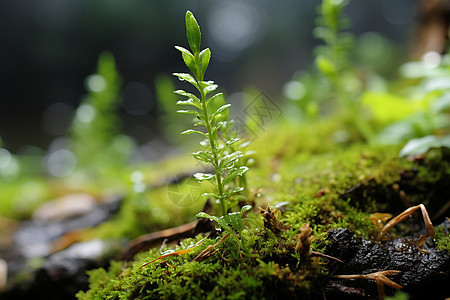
[173,11,251,249]
[197,205,251,252]
[70,52,134,180]
[314,0,374,141]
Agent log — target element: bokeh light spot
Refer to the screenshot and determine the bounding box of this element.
[422,51,441,68]
[76,104,96,123]
[85,75,107,92]
[130,170,144,183]
[46,149,77,177]
[0,149,12,168]
[283,81,306,100]
[208,2,263,61]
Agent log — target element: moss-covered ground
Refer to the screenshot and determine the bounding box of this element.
[76,118,450,299]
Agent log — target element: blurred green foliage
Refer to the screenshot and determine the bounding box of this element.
[378,53,450,155]
[282,0,450,158]
[69,51,135,181]
[155,74,185,144]
[314,0,354,77]
[2,2,449,298]
[314,0,374,141]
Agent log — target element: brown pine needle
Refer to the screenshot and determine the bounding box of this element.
[379,204,435,240]
[336,270,402,300]
[310,251,344,263]
[192,233,230,262]
[140,237,207,269]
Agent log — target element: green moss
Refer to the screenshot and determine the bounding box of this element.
[385,291,410,300]
[77,232,323,300]
[77,119,450,299]
[435,225,450,252]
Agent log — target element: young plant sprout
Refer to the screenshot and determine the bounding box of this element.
[173,11,251,249]
[314,0,374,141]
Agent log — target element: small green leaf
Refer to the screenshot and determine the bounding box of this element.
[399,135,450,157]
[185,11,201,54]
[218,138,241,156]
[213,122,224,133]
[195,212,243,247]
[221,205,252,233]
[202,192,219,199]
[177,109,198,115]
[216,104,231,115]
[241,205,252,215]
[173,73,198,88]
[181,129,208,137]
[176,99,202,110]
[196,211,217,221]
[239,166,249,175]
[206,93,224,106]
[182,52,199,78]
[204,84,218,94]
[209,122,222,139]
[174,90,201,103]
[199,48,211,78]
[192,150,213,163]
[312,26,329,40]
[174,45,193,57]
[199,81,219,95]
[222,166,249,186]
[196,212,237,239]
[316,55,337,77]
[219,151,244,171]
[222,212,243,233]
[174,47,198,76]
[193,121,205,127]
[211,104,231,122]
[226,138,240,146]
[194,172,215,182]
[239,141,251,148]
[223,187,244,197]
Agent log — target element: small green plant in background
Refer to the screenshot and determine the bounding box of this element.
[314,0,374,141]
[312,0,450,156]
[367,52,450,153]
[70,51,135,181]
[314,0,354,79]
[173,11,251,250]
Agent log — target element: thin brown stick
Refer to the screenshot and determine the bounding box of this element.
[119,219,213,261]
[192,233,230,262]
[379,204,435,240]
[310,251,344,263]
[419,204,435,239]
[139,237,207,269]
[380,206,421,235]
[336,270,402,300]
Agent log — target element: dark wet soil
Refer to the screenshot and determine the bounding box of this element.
[325,224,450,299]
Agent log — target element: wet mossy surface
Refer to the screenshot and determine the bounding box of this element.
[75,120,450,300]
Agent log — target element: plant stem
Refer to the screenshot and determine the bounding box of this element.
[196,58,227,216]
